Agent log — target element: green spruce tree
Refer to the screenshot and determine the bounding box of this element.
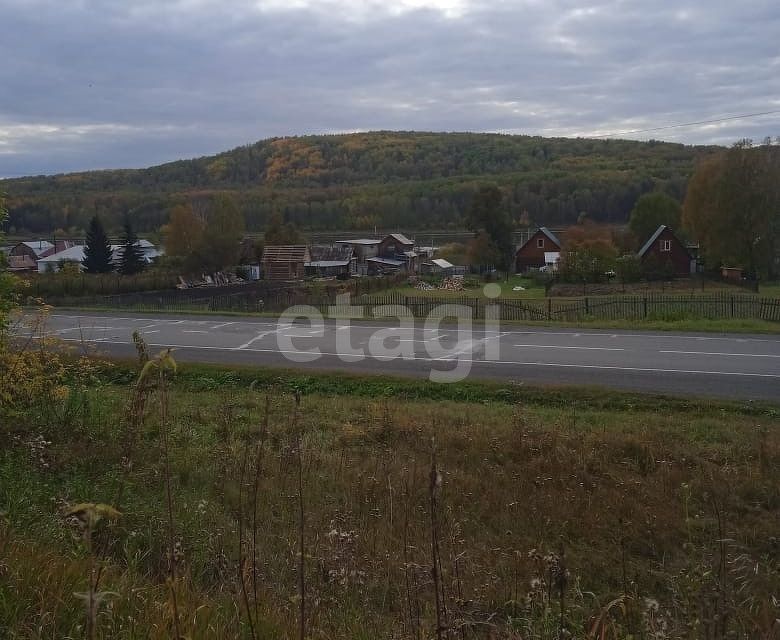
[82,216,114,274]
[118,220,146,275]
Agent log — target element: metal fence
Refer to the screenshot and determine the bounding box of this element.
[334,292,780,322]
[52,289,780,322]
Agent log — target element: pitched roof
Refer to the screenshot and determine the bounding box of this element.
[16,240,54,257]
[262,245,310,262]
[538,227,561,247]
[37,245,87,264]
[306,260,351,268]
[335,238,381,246]
[385,233,414,246]
[366,257,405,267]
[636,225,692,258]
[431,258,454,269]
[308,244,354,262]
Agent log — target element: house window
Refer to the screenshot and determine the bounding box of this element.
[537,238,545,249]
[661,240,671,252]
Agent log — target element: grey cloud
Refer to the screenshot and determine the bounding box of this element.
[1,0,778,176]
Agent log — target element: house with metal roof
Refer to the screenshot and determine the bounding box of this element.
[514,227,562,272]
[305,245,355,277]
[637,225,695,277]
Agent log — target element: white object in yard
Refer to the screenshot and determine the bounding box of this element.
[512,285,526,291]
[544,251,560,271]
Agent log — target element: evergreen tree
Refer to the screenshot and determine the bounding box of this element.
[118,220,146,275]
[82,215,114,274]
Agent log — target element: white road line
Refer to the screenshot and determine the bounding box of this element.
[39,314,780,343]
[56,326,118,333]
[660,350,780,358]
[513,344,625,351]
[183,330,209,334]
[46,336,780,379]
[210,322,234,330]
[236,328,282,350]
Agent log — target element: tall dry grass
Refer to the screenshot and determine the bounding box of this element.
[1,351,779,638]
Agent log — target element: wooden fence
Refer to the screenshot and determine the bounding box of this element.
[57,289,780,322]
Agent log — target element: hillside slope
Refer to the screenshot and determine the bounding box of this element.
[1,131,717,234]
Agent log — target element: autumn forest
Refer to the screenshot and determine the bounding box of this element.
[1,131,716,235]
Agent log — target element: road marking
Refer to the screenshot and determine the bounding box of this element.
[56,326,118,333]
[183,330,209,334]
[42,315,780,343]
[660,350,780,358]
[513,344,625,351]
[236,328,283,350]
[46,336,780,380]
[210,322,234,329]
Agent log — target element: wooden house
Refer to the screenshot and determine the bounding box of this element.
[305,245,355,278]
[261,245,310,280]
[637,225,695,277]
[515,227,561,272]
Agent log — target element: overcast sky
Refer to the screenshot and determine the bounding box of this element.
[1,0,778,177]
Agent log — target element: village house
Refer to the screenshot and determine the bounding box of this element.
[514,227,562,272]
[637,225,696,277]
[334,238,381,275]
[8,240,55,271]
[36,240,162,273]
[377,233,418,273]
[305,244,355,278]
[421,258,455,276]
[336,233,418,275]
[261,245,310,280]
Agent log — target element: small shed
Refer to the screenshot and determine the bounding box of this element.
[262,245,310,280]
[366,256,406,274]
[422,258,455,276]
[637,225,694,277]
[515,228,562,272]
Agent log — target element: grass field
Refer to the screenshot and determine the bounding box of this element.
[386,275,547,299]
[2,357,779,639]
[760,281,780,298]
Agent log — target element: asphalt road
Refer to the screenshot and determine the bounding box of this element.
[16,310,780,401]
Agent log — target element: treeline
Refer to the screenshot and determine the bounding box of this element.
[2,131,713,235]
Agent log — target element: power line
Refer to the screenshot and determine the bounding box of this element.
[590,109,780,138]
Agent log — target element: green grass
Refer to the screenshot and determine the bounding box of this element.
[3,360,780,638]
[759,281,780,298]
[382,274,547,299]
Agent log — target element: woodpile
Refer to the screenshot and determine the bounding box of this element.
[437,277,464,291]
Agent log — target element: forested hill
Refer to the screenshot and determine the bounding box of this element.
[2,131,718,235]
